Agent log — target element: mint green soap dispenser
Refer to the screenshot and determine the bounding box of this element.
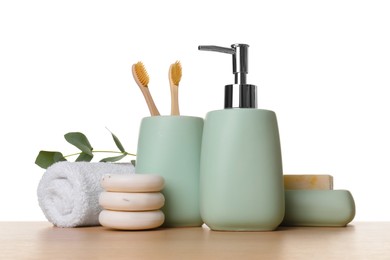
[198,44,284,231]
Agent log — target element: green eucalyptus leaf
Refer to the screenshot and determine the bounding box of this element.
[76,152,93,162]
[106,128,125,152]
[64,132,93,156]
[35,151,67,169]
[131,160,136,167]
[100,154,127,163]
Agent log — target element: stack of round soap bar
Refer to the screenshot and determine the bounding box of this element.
[99,173,165,230]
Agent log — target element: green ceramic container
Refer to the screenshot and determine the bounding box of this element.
[283,190,356,226]
[136,116,204,227]
[200,109,285,231]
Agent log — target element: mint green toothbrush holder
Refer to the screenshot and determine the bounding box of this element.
[198,44,285,231]
[136,116,204,227]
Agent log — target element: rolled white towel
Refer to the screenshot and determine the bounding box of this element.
[37,161,135,227]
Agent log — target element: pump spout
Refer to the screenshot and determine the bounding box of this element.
[198,45,235,54]
[198,44,249,85]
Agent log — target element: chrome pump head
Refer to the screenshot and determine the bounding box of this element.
[198,44,257,108]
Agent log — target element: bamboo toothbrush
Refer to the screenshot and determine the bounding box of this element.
[169,61,182,115]
[132,62,160,116]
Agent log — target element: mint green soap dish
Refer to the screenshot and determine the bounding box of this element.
[282,190,356,227]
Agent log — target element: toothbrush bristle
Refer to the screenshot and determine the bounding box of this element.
[134,61,149,87]
[171,61,182,86]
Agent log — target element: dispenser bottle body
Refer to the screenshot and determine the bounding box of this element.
[200,109,285,231]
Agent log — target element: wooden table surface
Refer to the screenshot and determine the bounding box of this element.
[0,222,389,259]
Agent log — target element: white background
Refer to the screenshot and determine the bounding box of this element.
[0,0,389,221]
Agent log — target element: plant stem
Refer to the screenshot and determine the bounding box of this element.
[64,150,136,158]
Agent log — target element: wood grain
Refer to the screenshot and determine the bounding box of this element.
[0,222,389,259]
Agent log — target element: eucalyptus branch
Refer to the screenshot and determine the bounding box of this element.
[64,150,136,159]
[35,130,136,169]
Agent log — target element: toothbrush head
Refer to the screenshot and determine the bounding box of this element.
[170,61,182,86]
[131,61,160,116]
[133,61,150,87]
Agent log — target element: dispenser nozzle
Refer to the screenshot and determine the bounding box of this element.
[198,44,249,85]
[198,45,235,55]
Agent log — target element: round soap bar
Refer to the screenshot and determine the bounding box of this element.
[101,173,164,192]
[99,210,165,230]
[99,192,165,211]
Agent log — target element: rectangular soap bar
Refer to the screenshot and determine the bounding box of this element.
[284,175,333,190]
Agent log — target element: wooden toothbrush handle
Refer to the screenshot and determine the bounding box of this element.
[142,87,160,116]
[170,84,180,116]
